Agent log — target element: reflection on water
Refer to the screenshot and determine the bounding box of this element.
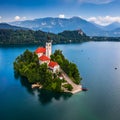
[38,89,72,105]
[15,73,72,105]
[20,77,34,95]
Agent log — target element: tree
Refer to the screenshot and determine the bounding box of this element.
[14,49,63,92]
[51,50,82,84]
[63,84,73,91]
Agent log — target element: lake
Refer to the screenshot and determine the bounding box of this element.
[0,42,120,120]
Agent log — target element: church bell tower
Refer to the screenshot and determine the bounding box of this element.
[46,40,52,58]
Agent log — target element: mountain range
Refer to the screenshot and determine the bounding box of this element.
[0,23,29,30]
[0,17,119,37]
[0,24,119,46]
[102,22,120,31]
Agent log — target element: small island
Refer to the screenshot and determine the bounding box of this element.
[14,40,82,94]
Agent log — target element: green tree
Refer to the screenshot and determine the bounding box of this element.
[51,50,82,84]
[14,50,63,92]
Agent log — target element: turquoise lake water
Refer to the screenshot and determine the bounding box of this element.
[0,42,120,120]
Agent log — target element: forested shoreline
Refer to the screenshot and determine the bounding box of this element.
[0,29,89,45]
[0,29,120,46]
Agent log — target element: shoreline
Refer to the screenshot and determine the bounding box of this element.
[31,68,82,94]
[31,83,82,94]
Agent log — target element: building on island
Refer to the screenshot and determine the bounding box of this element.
[35,47,46,58]
[46,41,52,58]
[48,61,60,73]
[39,55,50,65]
[35,40,60,73]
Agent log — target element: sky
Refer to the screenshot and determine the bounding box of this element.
[0,0,120,25]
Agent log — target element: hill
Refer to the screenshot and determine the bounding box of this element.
[0,23,29,30]
[0,29,89,45]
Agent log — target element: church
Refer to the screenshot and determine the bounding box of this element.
[35,41,60,73]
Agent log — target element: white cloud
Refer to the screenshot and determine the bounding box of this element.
[78,0,114,4]
[14,16,20,21]
[14,16,27,21]
[59,14,65,18]
[87,16,120,26]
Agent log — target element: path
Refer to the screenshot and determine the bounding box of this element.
[60,69,82,94]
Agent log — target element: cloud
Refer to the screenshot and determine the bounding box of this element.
[87,16,120,25]
[0,16,2,23]
[14,16,20,21]
[14,16,27,21]
[78,0,114,4]
[59,14,65,18]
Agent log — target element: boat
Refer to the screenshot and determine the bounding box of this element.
[82,87,88,91]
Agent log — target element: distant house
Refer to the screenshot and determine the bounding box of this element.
[48,61,60,73]
[39,55,50,64]
[35,40,60,73]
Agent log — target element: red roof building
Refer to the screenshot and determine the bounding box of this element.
[48,61,58,68]
[35,47,46,54]
[39,55,50,61]
[48,61,60,73]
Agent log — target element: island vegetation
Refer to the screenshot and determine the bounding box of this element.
[51,50,82,84]
[14,49,82,92]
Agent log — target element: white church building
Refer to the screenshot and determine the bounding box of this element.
[35,41,60,73]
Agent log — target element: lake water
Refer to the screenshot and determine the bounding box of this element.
[0,42,120,120]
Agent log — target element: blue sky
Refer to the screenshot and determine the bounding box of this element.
[0,0,120,25]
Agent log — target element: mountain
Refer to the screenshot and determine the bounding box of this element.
[0,23,29,30]
[9,17,120,37]
[90,22,105,29]
[108,28,120,37]
[9,17,105,36]
[89,21,120,37]
[103,22,120,31]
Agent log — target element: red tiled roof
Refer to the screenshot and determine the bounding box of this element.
[39,55,50,61]
[48,61,58,68]
[35,47,46,54]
